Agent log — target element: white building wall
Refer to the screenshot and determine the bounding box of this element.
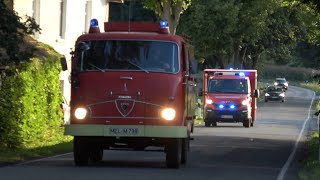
[13,0,110,123]
[14,0,108,59]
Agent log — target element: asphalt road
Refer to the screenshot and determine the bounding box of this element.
[0,86,317,180]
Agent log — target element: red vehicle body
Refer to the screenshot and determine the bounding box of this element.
[61,19,197,168]
[199,69,259,127]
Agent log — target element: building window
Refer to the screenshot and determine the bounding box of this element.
[84,0,92,34]
[59,0,66,39]
[32,0,40,38]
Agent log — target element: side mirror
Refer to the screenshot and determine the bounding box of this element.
[198,88,203,97]
[60,57,68,71]
[254,89,260,98]
[77,42,90,51]
[189,59,198,75]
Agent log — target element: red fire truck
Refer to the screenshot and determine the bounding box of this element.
[60,19,197,168]
[199,69,259,128]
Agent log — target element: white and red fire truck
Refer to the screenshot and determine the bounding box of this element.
[199,69,259,127]
[60,19,197,168]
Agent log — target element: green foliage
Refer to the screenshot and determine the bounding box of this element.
[0,0,41,65]
[0,47,64,149]
[259,64,313,81]
[143,0,192,34]
[0,140,72,163]
[300,82,320,94]
[298,132,320,180]
[178,0,239,58]
[177,0,312,69]
[143,0,191,17]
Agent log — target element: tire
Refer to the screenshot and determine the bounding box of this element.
[89,146,103,162]
[166,139,181,168]
[181,138,189,164]
[133,146,145,151]
[74,137,89,166]
[204,121,211,127]
[243,119,251,128]
[212,121,217,127]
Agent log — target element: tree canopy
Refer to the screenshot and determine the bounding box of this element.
[177,0,318,70]
[0,0,41,65]
[143,0,192,34]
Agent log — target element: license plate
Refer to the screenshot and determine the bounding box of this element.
[109,128,139,136]
[221,115,233,119]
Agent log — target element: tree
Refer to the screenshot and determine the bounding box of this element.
[143,0,192,34]
[177,0,306,69]
[282,0,320,68]
[0,0,41,65]
[177,0,240,68]
[283,0,320,12]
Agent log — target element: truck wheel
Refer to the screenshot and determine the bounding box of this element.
[181,138,189,164]
[205,121,211,127]
[243,119,251,128]
[74,137,89,166]
[166,139,181,168]
[89,146,103,162]
[212,121,217,127]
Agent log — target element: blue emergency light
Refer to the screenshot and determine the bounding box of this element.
[160,20,169,28]
[89,18,100,33]
[218,104,224,109]
[238,72,245,76]
[230,104,236,109]
[90,19,99,27]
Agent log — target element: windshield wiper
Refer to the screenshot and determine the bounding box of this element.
[127,59,149,73]
[88,63,105,72]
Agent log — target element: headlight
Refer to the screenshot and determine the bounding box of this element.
[241,99,250,105]
[74,107,87,120]
[279,93,285,97]
[274,82,278,86]
[160,108,176,121]
[206,99,213,104]
[265,93,270,96]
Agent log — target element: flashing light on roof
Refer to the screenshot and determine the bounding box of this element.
[90,19,99,27]
[160,20,169,28]
[238,72,245,76]
[89,18,100,33]
[229,68,234,70]
[230,104,236,109]
[218,104,224,109]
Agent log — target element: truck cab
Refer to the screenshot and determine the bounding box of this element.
[61,19,197,168]
[199,69,259,127]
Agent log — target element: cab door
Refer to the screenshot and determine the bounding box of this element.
[183,43,197,131]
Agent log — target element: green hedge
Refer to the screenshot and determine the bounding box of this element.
[0,53,65,149]
[259,64,313,82]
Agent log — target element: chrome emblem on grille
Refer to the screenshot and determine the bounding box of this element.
[115,99,135,117]
[121,102,129,110]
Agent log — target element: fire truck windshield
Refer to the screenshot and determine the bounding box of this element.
[208,79,248,94]
[76,40,179,73]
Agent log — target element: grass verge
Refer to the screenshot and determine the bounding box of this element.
[298,133,320,180]
[298,81,320,180]
[0,139,73,165]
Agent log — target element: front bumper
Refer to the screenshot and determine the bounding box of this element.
[204,108,249,122]
[265,96,284,101]
[64,124,188,138]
